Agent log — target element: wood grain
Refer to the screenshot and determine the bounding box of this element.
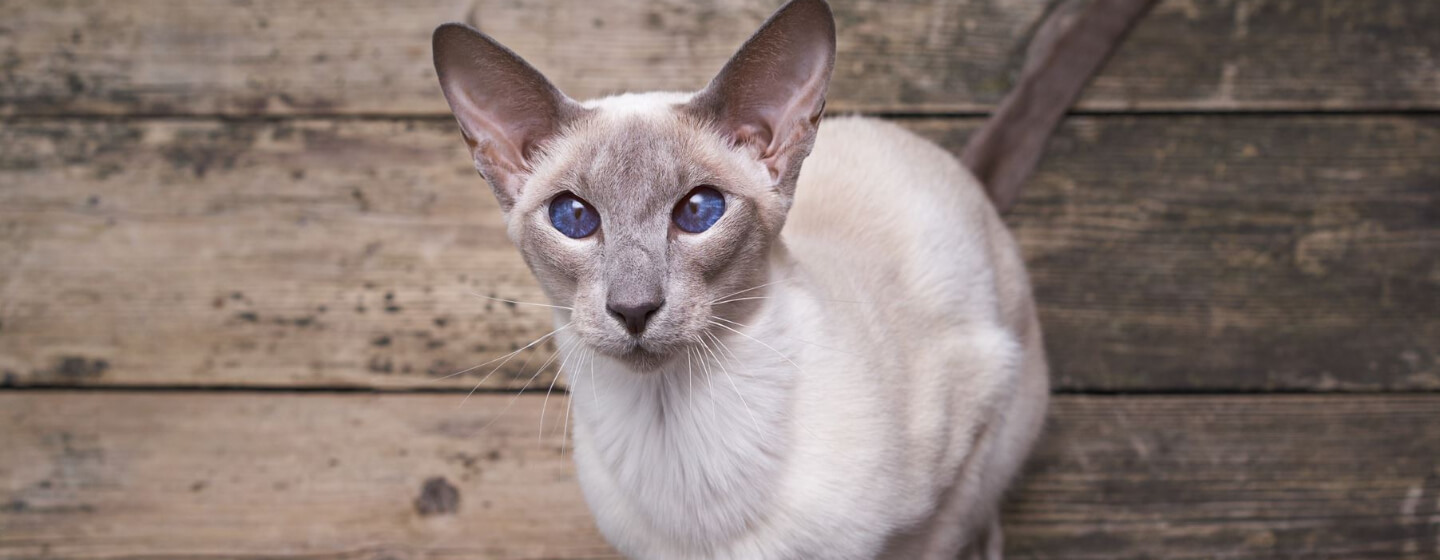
[2,116,1436,391]
[2,0,1437,116]
[910,116,1440,391]
[1008,394,1440,559]
[0,119,562,391]
[0,392,614,559]
[2,392,1437,558]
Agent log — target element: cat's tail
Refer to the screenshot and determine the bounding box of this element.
[961,0,1155,213]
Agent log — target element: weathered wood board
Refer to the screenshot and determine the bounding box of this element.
[3,0,1438,116]
[0,119,553,391]
[2,392,1437,558]
[1008,394,1440,558]
[2,0,1434,558]
[2,116,1436,391]
[0,392,613,559]
[911,116,1440,391]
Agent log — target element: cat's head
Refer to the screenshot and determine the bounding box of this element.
[433,0,835,371]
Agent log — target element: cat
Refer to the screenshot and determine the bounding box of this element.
[430,0,1107,557]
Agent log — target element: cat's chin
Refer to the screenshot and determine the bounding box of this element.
[607,345,670,373]
[589,336,688,373]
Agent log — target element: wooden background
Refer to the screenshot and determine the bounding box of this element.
[1,0,1437,557]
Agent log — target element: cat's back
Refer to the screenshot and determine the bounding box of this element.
[797,116,990,210]
[786,116,1019,327]
[771,117,1044,559]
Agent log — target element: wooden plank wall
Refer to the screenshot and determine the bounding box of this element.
[1,0,1437,558]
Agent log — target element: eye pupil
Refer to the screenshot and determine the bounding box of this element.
[673,187,725,233]
[549,193,600,238]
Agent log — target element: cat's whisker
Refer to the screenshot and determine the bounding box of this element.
[712,316,861,358]
[588,343,600,405]
[691,333,720,420]
[706,327,746,372]
[562,346,592,446]
[560,348,592,455]
[707,329,794,442]
[436,323,571,383]
[478,336,577,431]
[457,325,572,408]
[540,336,586,442]
[691,336,719,424]
[468,291,574,312]
[711,296,766,306]
[686,343,696,410]
[708,322,823,442]
[709,320,806,376]
[708,278,788,305]
[699,330,764,440]
[713,294,869,306]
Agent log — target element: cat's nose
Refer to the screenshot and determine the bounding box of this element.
[607,298,664,336]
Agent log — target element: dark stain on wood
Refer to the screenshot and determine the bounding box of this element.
[56,357,107,380]
[413,476,460,517]
[31,357,109,383]
[2,499,95,515]
[425,360,456,378]
[159,126,254,178]
[351,187,370,212]
[367,357,393,375]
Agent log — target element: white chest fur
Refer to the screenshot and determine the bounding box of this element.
[564,294,801,554]
[562,256,1033,560]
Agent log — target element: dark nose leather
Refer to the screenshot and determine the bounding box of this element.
[607,298,664,336]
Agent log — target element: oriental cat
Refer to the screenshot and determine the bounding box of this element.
[428,0,1129,557]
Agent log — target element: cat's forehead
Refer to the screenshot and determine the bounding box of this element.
[525,91,767,223]
[558,93,722,196]
[581,91,695,113]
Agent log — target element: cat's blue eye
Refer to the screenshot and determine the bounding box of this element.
[673,187,726,233]
[549,193,601,239]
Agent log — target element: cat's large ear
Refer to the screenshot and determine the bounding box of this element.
[687,0,836,196]
[433,23,586,211]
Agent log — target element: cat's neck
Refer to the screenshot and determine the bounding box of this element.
[566,262,809,547]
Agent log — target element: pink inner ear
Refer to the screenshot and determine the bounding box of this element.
[734,123,771,154]
[432,23,583,209]
[689,0,836,187]
[447,91,527,175]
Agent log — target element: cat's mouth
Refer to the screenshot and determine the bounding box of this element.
[589,335,682,373]
[576,308,701,372]
[611,341,670,372]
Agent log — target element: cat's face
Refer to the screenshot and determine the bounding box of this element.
[507,97,787,369]
[433,0,835,370]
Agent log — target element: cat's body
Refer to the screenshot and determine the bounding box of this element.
[563,112,1048,559]
[429,0,1074,557]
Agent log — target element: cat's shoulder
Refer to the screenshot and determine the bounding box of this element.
[814,115,931,152]
[810,115,974,181]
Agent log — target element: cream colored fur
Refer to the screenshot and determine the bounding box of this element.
[559,111,1049,560]
[431,2,1050,556]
